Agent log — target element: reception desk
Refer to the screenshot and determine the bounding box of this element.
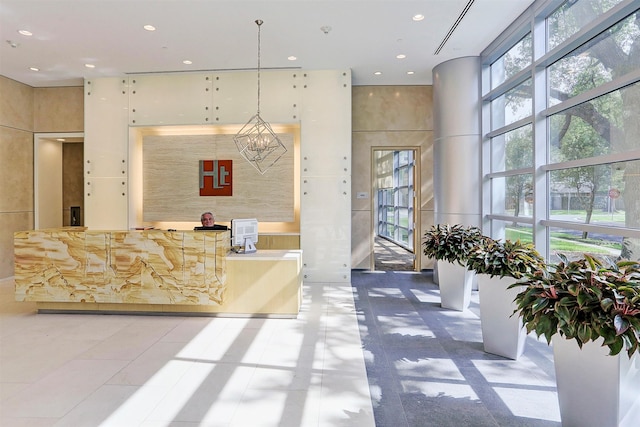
[14,228,302,317]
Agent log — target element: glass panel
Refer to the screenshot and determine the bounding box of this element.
[547,0,625,51]
[491,124,533,173]
[492,174,534,217]
[398,167,409,186]
[398,150,409,165]
[549,81,640,162]
[491,79,532,129]
[399,228,409,245]
[549,13,640,107]
[398,208,409,228]
[549,160,636,230]
[385,206,395,223]
[385,224,394,236]
[491,33,532,89]
[491,220,534,244]
[398,188,409,207]
[549,226,625,263]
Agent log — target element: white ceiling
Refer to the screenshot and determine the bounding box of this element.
[0,0,534,88]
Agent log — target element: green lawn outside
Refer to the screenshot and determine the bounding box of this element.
[505,226,621,255]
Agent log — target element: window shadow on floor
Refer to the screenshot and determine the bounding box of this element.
[374,236,415,271]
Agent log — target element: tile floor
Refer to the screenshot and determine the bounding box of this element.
[0,277,374,427]
[5,269,631,426]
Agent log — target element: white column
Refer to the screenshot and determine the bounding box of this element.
[432,56,482,228]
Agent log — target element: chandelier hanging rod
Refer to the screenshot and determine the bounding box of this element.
[255,19,263,116]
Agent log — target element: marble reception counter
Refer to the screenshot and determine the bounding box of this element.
[14,228,302,317]
[14,228,229,308]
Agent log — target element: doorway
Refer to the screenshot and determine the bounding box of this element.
[372,148,419,271]
[34,133,84,229]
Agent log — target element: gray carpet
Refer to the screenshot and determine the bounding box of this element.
[352,269,561,427]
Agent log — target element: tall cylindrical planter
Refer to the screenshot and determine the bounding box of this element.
[436,260,474,311]
[477,275,526,360]
[552,336,640,427]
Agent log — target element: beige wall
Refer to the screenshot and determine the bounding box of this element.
[351,85,434,270]
[0,75,83,278]
[1,78,433,278]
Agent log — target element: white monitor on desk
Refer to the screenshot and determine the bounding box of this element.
[231,218,258,253]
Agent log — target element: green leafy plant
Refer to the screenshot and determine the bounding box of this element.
[467,239,545,279]
[511,253,640,357]
[422,224,486,265]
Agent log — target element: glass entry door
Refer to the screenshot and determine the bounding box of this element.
[376,150,415,251]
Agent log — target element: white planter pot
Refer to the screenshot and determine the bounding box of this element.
[477,275,526,360]
[436,260,474,311]
[552,336,640,427]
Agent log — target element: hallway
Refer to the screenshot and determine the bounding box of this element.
[374,236,415,271]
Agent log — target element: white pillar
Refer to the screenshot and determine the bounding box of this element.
[432,56,482,228]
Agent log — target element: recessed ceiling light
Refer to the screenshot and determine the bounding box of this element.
[29,67,39,71]
[85,63,95,68]
[288,56,297,61]
[407,71,415,75]
[18,29,33,36]
[396,54,406,59]
[183,60,193,65]
[143,24,156,31]
[56,138,66,142]
[374,71,382,75]
[413,14,425,21]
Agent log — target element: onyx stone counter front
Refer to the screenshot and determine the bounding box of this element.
[14,228,229,306]
[14,228,302,317]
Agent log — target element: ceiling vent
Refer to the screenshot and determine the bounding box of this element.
[434,0,475,55]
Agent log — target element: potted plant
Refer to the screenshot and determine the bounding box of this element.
[512,253,640,427]
[422,224,485,311]
[466,239,545,359]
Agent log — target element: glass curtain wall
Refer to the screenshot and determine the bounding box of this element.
[376,150,415,251]
[483,0,640,262]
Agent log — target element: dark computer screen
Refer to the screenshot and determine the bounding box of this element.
[194,225,228,231]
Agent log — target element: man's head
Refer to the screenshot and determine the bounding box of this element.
[201,212,214,226]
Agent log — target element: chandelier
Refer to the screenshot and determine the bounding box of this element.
[234,19,287,175]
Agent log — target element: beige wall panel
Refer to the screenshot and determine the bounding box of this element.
[255,234,300,250]
[0,76,33,131]
[85,177,129,229]
[0,212,32,278]
[129,74,213,126]
[215,70,300,124]
[351,210,372,270]
[351,85,434,271]
[142,133,295,222]
[352,86,432,132]
[35,139,63,229]
[0,127,33,212]
[34,87,83,132]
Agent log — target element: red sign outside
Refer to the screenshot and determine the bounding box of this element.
[608,188,620,199]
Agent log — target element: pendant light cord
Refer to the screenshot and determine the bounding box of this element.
[255,19,263,116]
